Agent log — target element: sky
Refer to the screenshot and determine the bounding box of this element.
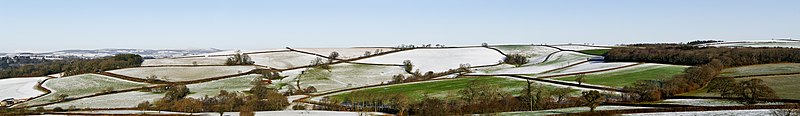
[1,0,798,53]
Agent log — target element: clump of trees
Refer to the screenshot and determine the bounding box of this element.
[225,50,254,65]
[402,60,413,73]
[623,59,724,102]
[310,58,331,71]
[388,65,471,84]
[503,54,529,67]
[687,40,723,45]
[140,84,289,113]
[708,78,778,104]
[0,54,143,78]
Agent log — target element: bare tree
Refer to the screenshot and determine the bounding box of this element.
[581,90,604,112]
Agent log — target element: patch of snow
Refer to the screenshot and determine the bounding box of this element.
[108,66,256,82]
[622,109,776,116]
[355,48,504,72]
[294,48,393,59]
[552,45,610,51]
[249,52,325,69]
[0,77,48,99]
[43,91,163,109]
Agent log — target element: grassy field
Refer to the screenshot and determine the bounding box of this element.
[108,66,255,82]
[141,56,229,66]
[329,76,574,101]
[579,49,609,55]
[720,63,800,77]
[276,63,407,93]
[249,52,325,69]
[738,75,800,99]
[500,105,651,116]
[553,64,687,87]
[186,74,261,98]
[18,74,149,107]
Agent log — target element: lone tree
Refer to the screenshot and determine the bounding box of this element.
[575,74,587,85]
[711,78,778,105]
[503,54,529,67]
[402,60,414,72]
[225,50,255,65]
[328,51,340,63]
[581,90,605,112]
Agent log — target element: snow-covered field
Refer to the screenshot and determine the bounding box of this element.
[17,74,148,107]
[276,63,408,93]
[500,105,652,116]
[552,45,611,51]
[199,48,288,56]
[107,66,255,82]
[354,47,505,72]
[186,74,260,98]
[42,91,163,109]
[141,56,229,66]
[0,77,48,99]
[622,109,776,116]
[294,48,394,59]
[492,45,560,64]
[249,52,326,69]
[541,61,638,75]
[478,51,594,74]
[649,99,783,106]
[710,41,800,48]
[65,110,386,116]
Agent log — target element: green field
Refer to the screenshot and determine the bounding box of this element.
[720,63,800,77]
[579,49,610,56]
[554,64,687,87]
[329,76,572,101]
[738,75,800,99]
[186,74,261,98]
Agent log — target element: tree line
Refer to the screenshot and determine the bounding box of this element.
[319,79,613,115]
[135,83,289,115]
[0,54,143,78]
[605,46,800,67]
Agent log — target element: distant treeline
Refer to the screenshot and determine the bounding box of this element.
[0,54,143,78]
[0,56,52,69]
[605,46,800,67]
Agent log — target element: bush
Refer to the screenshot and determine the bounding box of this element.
[503,54,528,67]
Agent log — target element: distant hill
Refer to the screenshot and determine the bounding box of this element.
[1,48,224,59]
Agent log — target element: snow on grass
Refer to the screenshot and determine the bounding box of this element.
[622,109,775,116]
[500,105,652,116]
[186,74,260,98]
[294,48,393,59]
[552,45,611,51]
[42,91,163,109]
[552,64,687,87]
[720,63,800,77]
[276,63,408,93]
[354,47,505,72]
[250,51,326,69]
[18,74,148,107]
[141,56,229,66]
[107,66,255,82]
[198,48,288,56]
[541,61,638,75]
[646,99,783,106]
[478,51,593,74]
[492,45,560,63]
[708,41,800,48]
[0,77,47,99]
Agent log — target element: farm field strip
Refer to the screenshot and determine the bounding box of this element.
[551,45,612,51]
[326,76,557,101]
[479,51,594,74]
[353,47,505,72]
[621,109,775,116]
[17,74,149,107]
[249,51,326,69]
[41,91,164,109]
[292,48,393,59]
[106,66,256,82]
[185,74,260,98]
[275,63,408,93]
[500,105,653,116]
[720,63,800,77]
[141,56,229,66]
[0,77,48,99]
[551,64,687,87]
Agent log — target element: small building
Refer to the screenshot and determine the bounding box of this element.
[587,56,605,61]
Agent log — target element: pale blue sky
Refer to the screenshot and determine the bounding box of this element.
[1,0,798,52]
